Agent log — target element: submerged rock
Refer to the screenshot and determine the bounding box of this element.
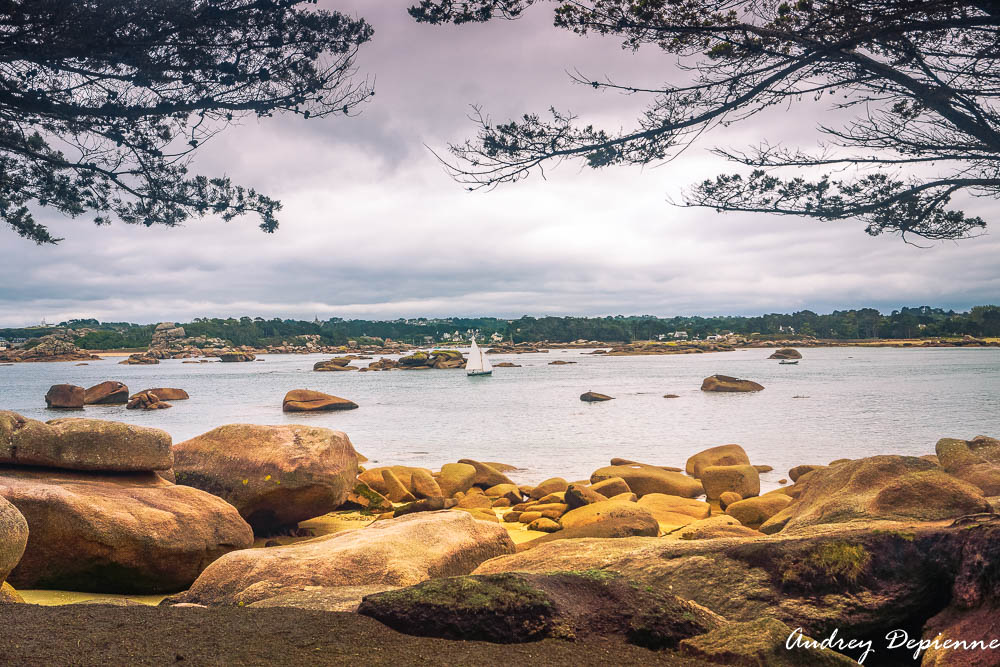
[358,571,725,648]
[165,511,516,607]
[0,468,252,592]
[580,391,614,402]
[173,424,360,534]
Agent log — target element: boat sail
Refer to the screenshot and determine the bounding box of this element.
[466,338,493,376]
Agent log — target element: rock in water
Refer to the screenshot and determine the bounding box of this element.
[44,384,85,409]
[138,388,189,401]
[0,412,173,472]
[768,348,803,360]
[172,424,361,534]
[281,389,358,412]
[165,511,516,607]
[774,455,991,533]
[580,391,614,402]
[218,351,255,362]
[700,375,764,392]
[83,381,129,405]
[358,571,725,648]
[1,496,28,585]
[0,468,252,592]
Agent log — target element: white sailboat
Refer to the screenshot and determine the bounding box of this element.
[466,337,493,376]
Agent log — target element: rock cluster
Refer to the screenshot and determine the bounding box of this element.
[0,412,252,593]
[119,353,159,365]
[126,390,172,410]
[218,350,256,362]
[396,350,467,370]
[0,336,98,363]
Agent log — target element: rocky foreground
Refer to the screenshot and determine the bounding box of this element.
[2,412,1000,665]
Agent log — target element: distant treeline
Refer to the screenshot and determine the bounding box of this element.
[1,306,998,349]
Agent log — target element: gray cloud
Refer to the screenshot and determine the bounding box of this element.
[1,0,996,326]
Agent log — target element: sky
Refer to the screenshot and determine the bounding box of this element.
[1,1,997,327]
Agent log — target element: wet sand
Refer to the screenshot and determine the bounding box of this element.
[0,605,705,666]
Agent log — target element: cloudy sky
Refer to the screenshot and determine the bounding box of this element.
[2,1,997,327]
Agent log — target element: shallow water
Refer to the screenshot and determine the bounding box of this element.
[1,347,998,487]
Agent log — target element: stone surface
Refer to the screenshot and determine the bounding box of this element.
[685,444,751,478]
[775,455,992,533]
[246,585,399,612]
[635,493,711,532]
[281,390,358,412]
[358,571,725,648]
[173,424,360,534]
[672,515,761,541]
[457,459,516,488]
[0,467,252,592]
[936,437,1000,495]
[1,496,28,585]
[44,384,85,409]
[590,464,703,498]
[559,500,658,532]
[83,381,129,405]
[679,617,855,665]
[166,511,516,607]
[700,375,764,392]
[476,518,1000,645]
[0,580,23,603]
[437,463,477,498]
[0,413,173,472]
[725,494,794,529]
[700,464,760,501]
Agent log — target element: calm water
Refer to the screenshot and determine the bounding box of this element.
[1,347,998,488]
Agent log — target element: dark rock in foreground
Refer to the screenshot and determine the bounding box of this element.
[358,571,725,648]
[474,515,1000,646]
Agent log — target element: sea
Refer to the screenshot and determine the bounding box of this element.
[2,346,998,489]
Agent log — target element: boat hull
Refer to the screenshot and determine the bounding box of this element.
[467,370,493,377]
